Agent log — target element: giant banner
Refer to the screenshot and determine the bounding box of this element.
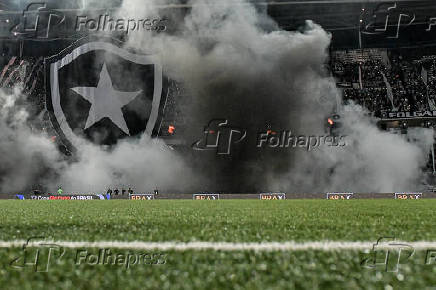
[44,37,169,149]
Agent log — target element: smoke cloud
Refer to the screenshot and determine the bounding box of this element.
[0,86,195,193]
[272,107,433,193]
[121,0,433,192]
[0,87,62,193]
[0,0,433,193]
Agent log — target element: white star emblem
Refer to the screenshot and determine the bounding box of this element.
[71,63,142,135]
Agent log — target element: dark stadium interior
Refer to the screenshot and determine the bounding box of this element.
[2,0,436,193]
[3,2,436,289]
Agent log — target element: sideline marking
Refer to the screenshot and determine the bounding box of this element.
[1,240,436,251]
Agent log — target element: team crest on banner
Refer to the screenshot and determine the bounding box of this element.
[45,38,167,148]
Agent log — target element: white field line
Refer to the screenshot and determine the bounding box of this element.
[0,240,436,251]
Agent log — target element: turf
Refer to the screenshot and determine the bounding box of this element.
[0,199,435,289]
[0,199,435,241]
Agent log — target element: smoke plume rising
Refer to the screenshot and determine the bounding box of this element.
[0,0,433,193]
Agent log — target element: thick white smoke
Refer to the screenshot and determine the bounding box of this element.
[0,87,62,193]
[0,86,194,193]
[120,0,433,192]
[57,136,194,193]
[271,107,433,193]
[0,0,433,193]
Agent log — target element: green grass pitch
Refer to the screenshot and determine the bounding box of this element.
[0,199,435,289]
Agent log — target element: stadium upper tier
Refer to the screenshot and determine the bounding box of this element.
[0,1,435,49]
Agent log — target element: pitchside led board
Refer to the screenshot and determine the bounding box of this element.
[259,193,286,200]
[326,193,354,200]
[395,193,423,199]
[16,194,108,200]
[193,193,220,200]
[129,194,155,200]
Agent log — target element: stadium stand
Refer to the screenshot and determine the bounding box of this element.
[331,47,436,114]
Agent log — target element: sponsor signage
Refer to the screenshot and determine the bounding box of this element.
[394,192,422,199]
[259,193,286,200]
[193,193,219,200]
[381,111,436,120]
[129,194,155,200]
[326,193,354,200]
[16,194,106,200]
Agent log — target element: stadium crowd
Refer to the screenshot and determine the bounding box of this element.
[332,48,436,115]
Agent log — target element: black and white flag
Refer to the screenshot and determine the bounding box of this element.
[45,38,168,148]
